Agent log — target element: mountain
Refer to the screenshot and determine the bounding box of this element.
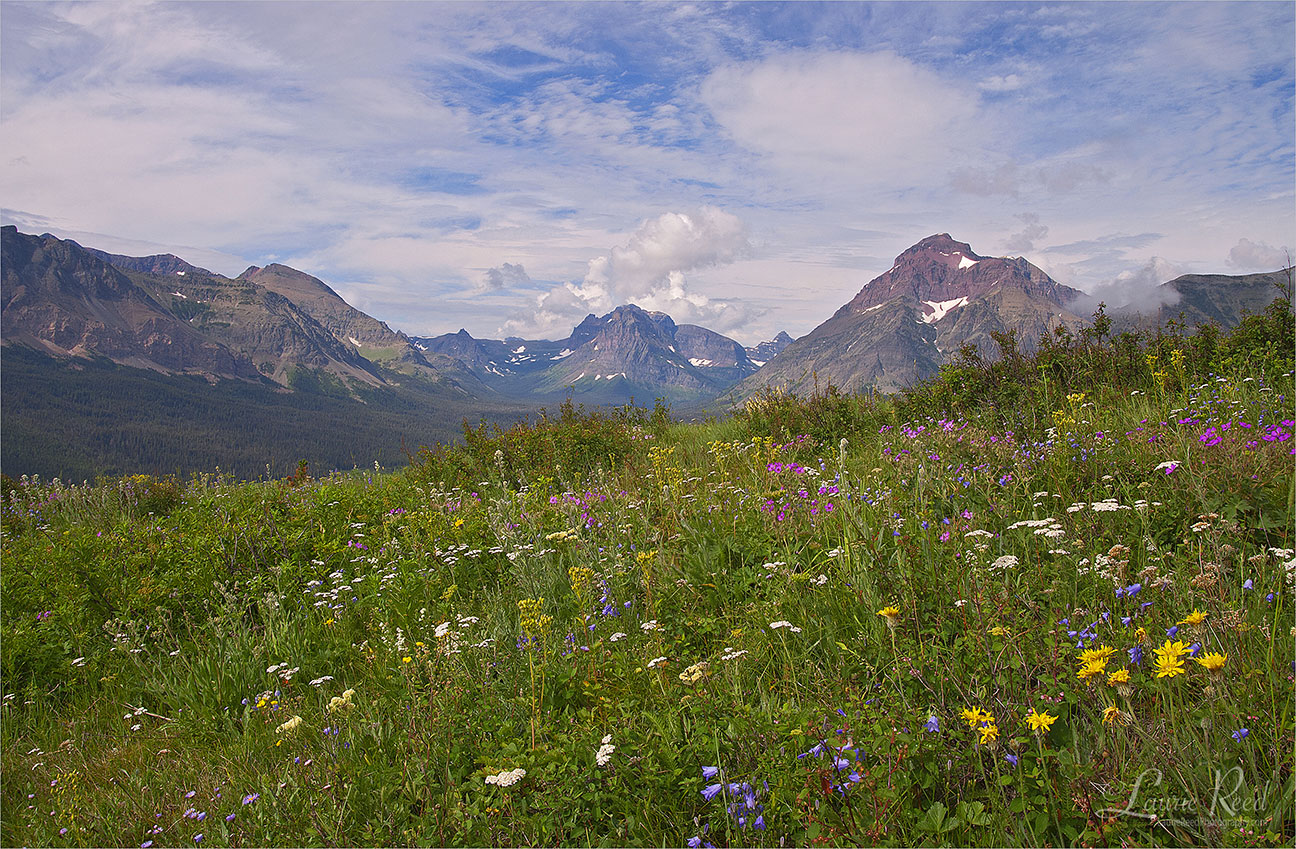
[1,226,509,479]
[82,245,212,276]
[415,304,758,404]
[745,331,793,366]
[2,226,262,380]
[738,234,1089,396]
[1110,269,1291,330]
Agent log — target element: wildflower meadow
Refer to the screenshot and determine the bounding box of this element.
[3,300,1293,847]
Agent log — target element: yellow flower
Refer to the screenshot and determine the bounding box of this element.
[990,626,1011,637]
[877,606,901,630]
[978,723,999,745]
[1077,659,1108,681]
[1077,645,1116,665]
[961,707,993,728]
[453,518,465,528]
[1178,609,1207,626]
[1107,668,1131,686]
[1195,652,1227,672]
[402,656,412,664]
[1134,627,1148,645]
[1153,653,1185,679]
[1102,705,1130,726]
[1154,639,1191,661]
[1025,708,1058,734]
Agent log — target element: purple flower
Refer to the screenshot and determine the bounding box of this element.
[1188,643,1201,657]
[688,838,703,848]
[1243,579,1254,591]
[925,714,940,733]
[1267,593,1275,603]
[142,842,153,848]
[1005,753,1019,767]
[1128,645,1144,666]
[701,766,720,780]
[701,783,723,801]
[225,813,236,822]
[242,793,260,805]
[194,835,203,844]
[1166,625,1179,638]
[1232,728,1249,742]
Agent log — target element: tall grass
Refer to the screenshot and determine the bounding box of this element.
[3,302,1293,847]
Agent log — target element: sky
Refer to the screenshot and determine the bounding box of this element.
[2,1,1293,345]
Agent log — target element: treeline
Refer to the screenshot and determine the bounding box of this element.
[0,346,523,481]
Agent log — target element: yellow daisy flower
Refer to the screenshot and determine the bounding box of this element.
[1077,659,1108,680]
[1025,708,1058,734]
[1178,609,1207,626]
[1107,668,1131,686]
[1152,653,1185,679]
[978,723,999,745]
[1195,652,1227,672]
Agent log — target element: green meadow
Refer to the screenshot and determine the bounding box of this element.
[3,302,1293,848]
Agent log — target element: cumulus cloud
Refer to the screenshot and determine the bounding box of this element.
[1227,238,1289,270]
[1070,256,1184,314]
[502,207,755,338]
[479,262,531,292]
[1002,213,1049,253]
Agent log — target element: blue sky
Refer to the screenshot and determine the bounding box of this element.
[2,1,1292,343]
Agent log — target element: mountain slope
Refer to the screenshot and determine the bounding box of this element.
[739,234,1088,396]
[1110,269,1291,330]
[417,304,757,404]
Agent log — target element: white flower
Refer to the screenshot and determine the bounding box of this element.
[485,767,527,787]
[309,675,335,687]
[640,620,664,632]
[71,657,86,667]
[595,736,615,767]
[721,647,748,661]
[1009,518,1055,529]
[964,529,994,538]
[989,555,1019,571]
[275,715,303,735]
[769,620,803,633]
[609,632,628,642]
[646,656,667,669]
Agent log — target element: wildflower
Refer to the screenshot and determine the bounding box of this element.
[1103,705,1131,726]
[1232,728,1249,742]
[769,620,802,633]
[876,606,901,630]
[1196,652,1227,673]
[925,714,940,733]
[702,766,721,779]
[978,723,999,745]
[961,707,993,728]
[1242,579,1254,591]
[595,735,615,767]
[242,793,260,805]
[1004,753,1019,767]
[1025,709,1057,735]
[609,632,627,642]
[1152,653,1186,679]
[484,767,527,787]
[275,715,303,736]
[1179,609,1207,626]
[701,783,723,801]
[646,656,667,669]
[1077,660,1107,681]
[990,626,1010,637]
[679,661,710,685]
[640,620,664,632]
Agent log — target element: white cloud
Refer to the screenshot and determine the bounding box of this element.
[503,207,754,337]
[1227,238,1289,271]
[1071,256,1185,313]
[700,51,983,186]
[1002,213,1049,253]
[480,262,531,291]
[977,74,1025,93]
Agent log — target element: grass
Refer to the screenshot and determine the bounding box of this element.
[2,307,1293,848]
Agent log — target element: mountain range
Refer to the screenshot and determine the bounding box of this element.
[2,225,1287,478]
